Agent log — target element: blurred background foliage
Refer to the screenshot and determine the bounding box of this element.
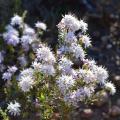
[0,0,120,119]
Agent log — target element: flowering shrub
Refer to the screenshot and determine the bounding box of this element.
[0,13,116,120]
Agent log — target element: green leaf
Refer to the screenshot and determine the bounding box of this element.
[39,93,45,102]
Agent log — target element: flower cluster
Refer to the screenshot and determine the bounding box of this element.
[0,13,47,117]
[18,68,35,92]
[2,66,17,81]
[1,13,47,81]
[18,43,56,92]
[57,14,116,106]
[3,25,20,46]
[57,15,89,60]
[0,13,116,119]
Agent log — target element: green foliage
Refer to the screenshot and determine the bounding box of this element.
[0,108,9,120]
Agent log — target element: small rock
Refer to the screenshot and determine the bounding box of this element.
[107,44,112,49]
[52,113,60,119]
[35,113,41,119]
[102,112,110,119]
[109,105,120,117]
[114,75,120,81]
[81,108,93,118]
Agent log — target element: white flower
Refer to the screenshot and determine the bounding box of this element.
[23,25,35,36]
[105,82,116,95]
[11,15,22,26]
[57,75,75,94]
[7,34,19,46]
[21,35,36,51]
[3,33,19,46]
[65,31,77,43]
[35,21,47,31]
[83,70,96,84]
[32,61,41,70]
[83,59,96,70]
[78,69,96,84]
[36,45,56,64]
[40,64,55,76]
[83,86,95,98]
[4,26,19,36]
[21,35,34,45]
[71,88,85,101]
[70,43,85,60]
[81,35,91,48]
[7,101,21,116]
[92,66,109,84]
[19,76,34,92]
[64,88,85,106]
[64,86,95,106]
[7,66,17,74]
[18,68,35,92]
[59,57,73,74]
[2,72,12,81]
[19,68,34,78]
[3,27,19,46]
[77,68,85,78]
[64,91,78,106]
[79,20,88,32]
[58,14,88,32]
[3,66,17,80]
[58,14,81,32]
